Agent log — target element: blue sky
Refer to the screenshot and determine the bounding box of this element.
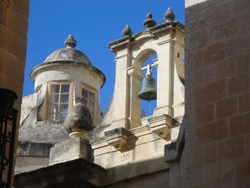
[24,1,185,116]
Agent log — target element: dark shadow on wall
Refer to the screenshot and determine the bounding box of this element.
[184,0,250,187]
[14,156,169,188]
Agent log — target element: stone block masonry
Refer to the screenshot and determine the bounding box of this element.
[184,0,250,187]
[0,0,29,187]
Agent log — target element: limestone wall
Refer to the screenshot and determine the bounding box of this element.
[102,169,169,188]
[0,0,29,186]
[15,156,49,175]
[0,0,29,111]
[184,0,250,187]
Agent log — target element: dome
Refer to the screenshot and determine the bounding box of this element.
[43,35,92,65]
[44,48,92,65]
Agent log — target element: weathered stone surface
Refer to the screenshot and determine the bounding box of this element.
[164,7,175,22]
[49,137,92,165]
[64,103,93,133]
[44,47,92,65]
[14,158,106,188]
[122,25,132,37]
[143,13,156,29]
[44,34,91,65]
[183,0,250,187]
[18,121,68,144]
[17,142,53,157]
[15,156,49,175]
[64,34,77,48]
[104,127,129,150]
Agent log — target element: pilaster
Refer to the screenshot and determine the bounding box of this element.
[111,50,131,129]
[127,67,144,128]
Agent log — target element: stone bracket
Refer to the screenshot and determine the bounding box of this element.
[148,114,177,140]
[104,127,129,150]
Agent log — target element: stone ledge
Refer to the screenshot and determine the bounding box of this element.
[14,158,106,188]
[90,115,180,152]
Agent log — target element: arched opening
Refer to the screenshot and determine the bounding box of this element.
[140,54,158,118]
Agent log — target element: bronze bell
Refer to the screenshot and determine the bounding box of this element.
[138,77,157,100]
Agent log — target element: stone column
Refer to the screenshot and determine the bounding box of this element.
[127,67,144,129]
[154,33,175,117]
[111,49,131,129]
[154,31,185,121]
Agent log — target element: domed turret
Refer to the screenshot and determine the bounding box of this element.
[43,35,92,65]
[27,35,105,126]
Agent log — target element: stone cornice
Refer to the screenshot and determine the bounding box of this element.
[90,115,179,150]
[108,21,184,53]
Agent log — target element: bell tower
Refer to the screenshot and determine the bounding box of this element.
[87,8,185,185]
[100,8,185,131]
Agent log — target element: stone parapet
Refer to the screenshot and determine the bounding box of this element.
[14,158,106,188]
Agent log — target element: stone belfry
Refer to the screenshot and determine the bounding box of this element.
[100,8,184,131]
[89,8,185,186]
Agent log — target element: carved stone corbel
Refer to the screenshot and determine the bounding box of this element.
[148,114,176,140]
[104,127,129,150]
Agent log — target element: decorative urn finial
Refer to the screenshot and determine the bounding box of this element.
[64,98,93,139]
[164,8,175,22]
[64,34,77,48]
[143,13,156,29]
[122,25,132,37]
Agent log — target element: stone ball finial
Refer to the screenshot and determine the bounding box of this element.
[164,8,175,22]
[122,25,132,37]
[143,13,156,29]
[64,101,93,138]
[64,34,77,48]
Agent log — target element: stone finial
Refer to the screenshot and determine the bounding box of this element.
[143,13,156,29]
[164,8,175,22]
[122,25,132,37]
[64,34,77,48]
[64,100,93,139]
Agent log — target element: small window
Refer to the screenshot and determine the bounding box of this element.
[81,86,96,121]
[49,83,71,121]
